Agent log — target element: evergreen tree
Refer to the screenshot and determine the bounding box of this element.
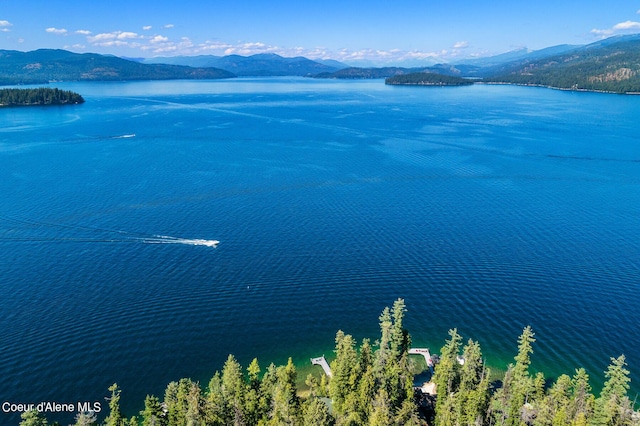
[301,397,334,426]
[206,372,227,425]
[490,326,537,426]
[269,358,301,425]
[329,331,360,414]
[591,355,634,426]
[433,328,463,426]
[19,410,48,426]
[221,354,247,425]
[245,359,264,426]
[72,411,98,426]
[368,388,393,426]
[570,368,594,423]
[140,395,167,426]
[457,339,490,426]
[163,378,203,426]
[104,383,126,426]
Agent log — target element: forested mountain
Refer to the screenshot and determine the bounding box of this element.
[142,53,347,76]
[453,44,580,70]
[482,35,640,93]
[0,88,84,106]
[20,299,640,426]
[314,66,417,79]
[313,64,481,80]
[0,49,235,85]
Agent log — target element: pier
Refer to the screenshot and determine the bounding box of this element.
[310,356,332,377]
[408,348,434,367]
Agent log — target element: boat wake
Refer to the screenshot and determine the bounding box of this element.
[0,215,219,248]
[145,235,220,247]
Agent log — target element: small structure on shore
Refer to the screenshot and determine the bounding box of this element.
[408,348,434,368]
[311,356,332,377]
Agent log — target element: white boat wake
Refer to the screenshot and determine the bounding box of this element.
[0,215,219,248]
[146,235,220,247]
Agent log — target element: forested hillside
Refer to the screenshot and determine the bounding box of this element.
[0,49,235,85]
[483,36,640,93]
[19,300,640,425]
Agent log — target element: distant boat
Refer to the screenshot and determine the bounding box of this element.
[190,239,220,247]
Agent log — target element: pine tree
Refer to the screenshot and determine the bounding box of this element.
[570,368,594,423]
[222,354,247,425]
[490,326,537,426]
[73,411,98,426]
[104,383,126,426]
[18,410,48,426]
[329,330,359,413]
[433,328,463,426]
[591,355,633,426]
[140,395,167,426]
[301,396,334,426]
[269,358,300,425]
[164,379,203,426]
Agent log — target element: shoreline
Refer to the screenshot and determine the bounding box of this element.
[476,80,640,95]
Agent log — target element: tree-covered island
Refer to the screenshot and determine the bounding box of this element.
[385,72,475,86]
[17,299,640,425]
[0,88,84,107]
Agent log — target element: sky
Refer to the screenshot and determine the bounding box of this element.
[2,0,640,65]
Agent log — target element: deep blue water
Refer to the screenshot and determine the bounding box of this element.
[1,78,639,423]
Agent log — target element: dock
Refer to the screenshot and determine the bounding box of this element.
[310,356,332,377]
[408,348,434,367]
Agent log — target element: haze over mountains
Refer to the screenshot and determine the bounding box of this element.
[2,34,640,93]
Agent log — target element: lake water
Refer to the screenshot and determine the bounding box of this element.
[1,78,639,423]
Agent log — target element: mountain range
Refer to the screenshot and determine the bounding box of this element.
[0,49,234,85]
[2,34,640,93]
[139,53,347,76]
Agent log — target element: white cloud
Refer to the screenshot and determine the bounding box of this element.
[141,36,194,54]
[117,31,140,39]
[46,27,68,35]
[0,20,12,28]
[88,32,117,43]
[143,25,152,30]
[150,35,169,44]
[591,20,640,38]
[1,28,9,32]
[613,20,640,30]
[453,41,469,49]
[86,31,142,48]
[76,29,92,35]
[164,24,174,29]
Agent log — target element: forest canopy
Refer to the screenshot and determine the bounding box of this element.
[18,300,640,426]
[0,88,84,106]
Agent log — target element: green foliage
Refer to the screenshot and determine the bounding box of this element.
[0,87,84,106]
[19,410,48,426]
[301,397,334,426]
[591,355,635,426]
[25,302,640,426]
[483,38,640,93]
[72,411,98,426]
[140,395,167,426]
[104,383,126,426]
